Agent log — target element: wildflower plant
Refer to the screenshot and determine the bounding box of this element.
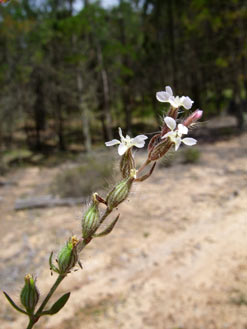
[3,86,203,329]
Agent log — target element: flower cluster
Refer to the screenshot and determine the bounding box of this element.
[156,86,193,109]
[162,117,197,151]
[105,127,148,155]
[106,86,201,155]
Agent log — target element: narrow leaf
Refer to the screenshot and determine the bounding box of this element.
[3,292,28,315]
[93,214,120,237]
[49,251,59,273]
[41,292,70,316]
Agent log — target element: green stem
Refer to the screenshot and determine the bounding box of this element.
[26,318,35,329]
[36,274,65,315]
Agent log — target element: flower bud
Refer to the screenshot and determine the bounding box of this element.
[120,148,135,178]
[148,139,172,161]
[58,236,79,274]
[82,193,100,240]
[106,169,136,210]
[20,274,39,314]
[182,109,203,127]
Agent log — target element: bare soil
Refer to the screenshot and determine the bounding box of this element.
[0,132,246,329]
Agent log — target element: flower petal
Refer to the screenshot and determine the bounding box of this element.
[182,137,197,146]
[165,86,173,96]
[181,96,194,110]
[105,139,120,146]
[156,91,170,102]
[118,127,124,140]
[162,131,174,139]
[178,124,188,135]
[174,138,182,151]
[132,135,148,148]
[118,143,128,156]
[164,116,176,131]
[168,96,179,108]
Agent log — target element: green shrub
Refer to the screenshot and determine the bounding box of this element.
[50,155,114,198]
[182,148,201,164]
[159,151,176,168]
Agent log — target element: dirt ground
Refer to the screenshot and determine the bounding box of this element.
[0,132,246,329]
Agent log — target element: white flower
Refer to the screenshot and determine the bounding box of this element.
[162,116,197,151]
[105,127,148,156]
[156,86,194,110]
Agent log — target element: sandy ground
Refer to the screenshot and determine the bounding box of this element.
[0,133,247,329]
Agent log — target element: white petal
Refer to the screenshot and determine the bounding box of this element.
[164,116,176,131]
[132,134,148,142]
[165,86,173,96]
[161,131,174,139]
[132,135,148,148]
[133,141,145,148]
[168,96,179,108]
[181,96,194,110]
[105,139,120,146]
[156,91,170,102]
[118,143,128,156]
[118,127,124,140]
[174,138,182,151]
[178,124,188,135]
[182,137,197,146]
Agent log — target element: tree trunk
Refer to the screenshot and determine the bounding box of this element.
[56,94,66,151]
[167,0,177,89]
[77,70,92,152]
[96,43,113,141]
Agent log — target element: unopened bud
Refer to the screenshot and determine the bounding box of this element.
[58,236,79,274]
[106,169,136,210]
[183,109,203,127]
[20,274,39,314]
[82,193,100,240]
[120,148,135,178]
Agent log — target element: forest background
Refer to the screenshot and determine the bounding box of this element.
[0,0,246,159]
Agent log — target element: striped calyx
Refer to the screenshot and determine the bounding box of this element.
[148,138,172,161]
[106,169,136,210]
[82,193,100,240]
[120,148,135,178]
[58,236,79,274]
[20,274,39,314]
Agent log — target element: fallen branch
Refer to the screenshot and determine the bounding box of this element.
[14,195,85,211]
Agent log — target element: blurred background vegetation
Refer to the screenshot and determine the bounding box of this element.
[0,0,246,160]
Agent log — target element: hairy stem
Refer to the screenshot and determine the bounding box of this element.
[26,319,34,329]
[36,274,65,315]
[137,159,151,176]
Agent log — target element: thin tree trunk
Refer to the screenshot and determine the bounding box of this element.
[167,0,177,89]
[56,94,66,151]
[96,43,113,140]
[77,70,92,152]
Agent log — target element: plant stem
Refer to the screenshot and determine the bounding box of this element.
[26,318,35,329]
[36,274,65,315]
[137,159,151,175]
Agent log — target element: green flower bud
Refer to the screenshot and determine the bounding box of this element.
[120,148,135,178]
[106,169,136,210]
[82,193,100,240]
[20,274,39,314]
[58,236,79,274]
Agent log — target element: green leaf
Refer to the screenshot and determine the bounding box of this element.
[41,292,70,316]
[93,214,120,237]
[49,251,59,274]
[3,292,28,315]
